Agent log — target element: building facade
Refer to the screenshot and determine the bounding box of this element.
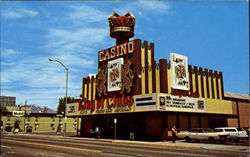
[0,96,16,106]
[65,12,249,140]
[1,112,80,134]
[224,92,249,128]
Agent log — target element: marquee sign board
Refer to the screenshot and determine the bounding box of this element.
[66,103,77,115]
[170,53,189,91]
[12,111,25,117]
[134,95,157,111]
[158,95,206,112]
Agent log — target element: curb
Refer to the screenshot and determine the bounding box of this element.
[63,136,113,142]
[112,140,201,149]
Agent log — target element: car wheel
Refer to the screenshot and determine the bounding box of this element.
[209,137,215,144]
[185,137,191,142]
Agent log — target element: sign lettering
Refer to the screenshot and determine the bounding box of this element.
[79,93,134,114]
[99,40,134,62]
[159,95,206,112]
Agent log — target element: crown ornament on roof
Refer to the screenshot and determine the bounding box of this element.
[108,12,135,45]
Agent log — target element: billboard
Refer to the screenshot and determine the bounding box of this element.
[158,95,206,112]
[170,53,189,91]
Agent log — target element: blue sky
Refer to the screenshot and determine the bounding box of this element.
[1,1,249,110]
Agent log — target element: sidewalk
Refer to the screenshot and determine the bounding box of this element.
[62,135,250,153]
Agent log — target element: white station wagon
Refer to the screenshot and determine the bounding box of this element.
[214,127,248,142]
[178,128,229,144]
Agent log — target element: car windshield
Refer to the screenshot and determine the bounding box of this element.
[237,128,244,131]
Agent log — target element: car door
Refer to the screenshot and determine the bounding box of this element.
[225,128,238,139]
[196,129,205,140]
[190,129,198,140]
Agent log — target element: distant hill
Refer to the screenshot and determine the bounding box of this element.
[31,105,56,114]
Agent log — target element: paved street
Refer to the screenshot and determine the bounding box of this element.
[1,134,249,157]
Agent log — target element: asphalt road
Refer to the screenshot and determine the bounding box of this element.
[1,134,249,157]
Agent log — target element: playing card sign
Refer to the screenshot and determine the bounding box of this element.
[107,58,123,92]
[170,53,189,91]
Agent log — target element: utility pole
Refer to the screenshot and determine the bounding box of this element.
[49,58,68,137]
[114,118,117,140]
[76,117,79,136]
[23,100,27,133]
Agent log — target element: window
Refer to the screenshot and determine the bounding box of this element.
[203,128,213,133]
[50,124,55,130]
[197,129,203,133]
[225,129,236,132]
[214,129,223,132]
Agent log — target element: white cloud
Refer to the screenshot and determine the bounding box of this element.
[114,1,171,15]
[68,4,109,23]
[2,8,38,19]
[3,11,23,19]
[138,1,171,13]
[1,48,20,58]
[44,27,109,75]
[46,28,108,49]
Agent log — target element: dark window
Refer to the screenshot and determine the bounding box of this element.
[214,129,223,132]
[203,128,213,132]
[225,129,236,132]
[237,128,244,131]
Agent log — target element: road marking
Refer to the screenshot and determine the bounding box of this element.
[5,139,102,153]
[1,145,11,149]
[51,155,63,157]
[112,140,201,149]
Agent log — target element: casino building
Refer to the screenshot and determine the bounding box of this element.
[66,12,249,140]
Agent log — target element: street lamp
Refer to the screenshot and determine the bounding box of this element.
[49,58,68,137]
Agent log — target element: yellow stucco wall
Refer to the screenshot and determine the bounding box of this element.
[1,115,80,133]
[205,99,232,114]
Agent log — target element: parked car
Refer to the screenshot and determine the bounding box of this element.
[178,128,229,144]
[214,127,248,142]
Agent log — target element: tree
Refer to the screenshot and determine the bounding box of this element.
[0,105,9,118]
[0,105,9,113]
[57,97,77,115]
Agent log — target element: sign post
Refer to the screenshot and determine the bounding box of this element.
[114,118,117,140]
[23,100,27,133]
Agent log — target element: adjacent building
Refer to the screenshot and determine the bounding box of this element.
[0,96,16,106]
